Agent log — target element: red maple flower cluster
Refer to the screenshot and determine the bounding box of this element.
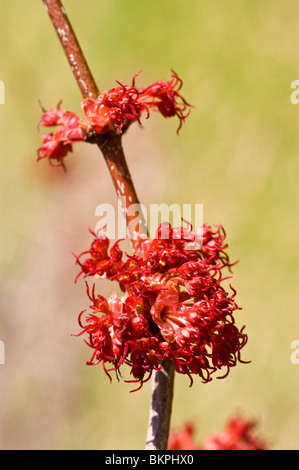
[37,71,191,168]
[37,103,86,169]
[82,70,191,135]
[73,223,248,390]
[168,416,267,450]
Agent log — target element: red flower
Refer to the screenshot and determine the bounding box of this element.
[201,416,267,450]
[73,223,248,390]
[37,104,86,169]
[167,422,201,450]
[168,416,267,450]
[139,71,192,132]
[81,70,192,135]
[37,72,192,168]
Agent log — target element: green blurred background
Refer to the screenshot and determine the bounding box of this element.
[0,0,299,449]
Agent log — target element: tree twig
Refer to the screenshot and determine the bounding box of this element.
[145,361,175,450]
[95,131,147,243]
[43,0,98,99]
[42,0,175,450]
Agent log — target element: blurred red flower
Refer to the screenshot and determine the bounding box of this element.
[168,416,267,450]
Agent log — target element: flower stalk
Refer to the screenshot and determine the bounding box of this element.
[42,0,175,449]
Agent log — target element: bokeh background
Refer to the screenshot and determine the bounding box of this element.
[1,0,299,450]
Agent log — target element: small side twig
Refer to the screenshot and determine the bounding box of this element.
[42,0,175,450]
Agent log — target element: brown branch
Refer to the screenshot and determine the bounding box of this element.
[145,361,175,450]
[42,0,174,450]
[96,132,147,242]
[43,0,99,99]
